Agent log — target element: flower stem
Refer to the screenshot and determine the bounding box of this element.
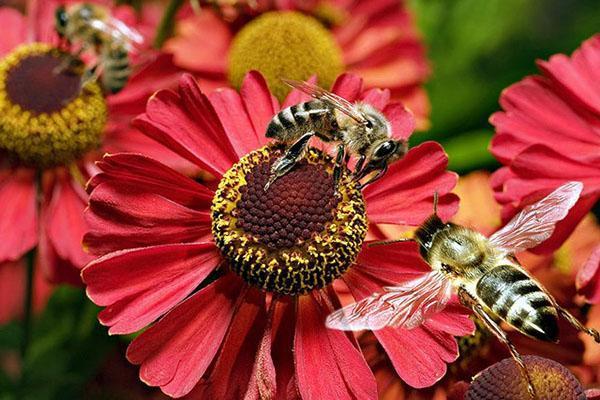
[154,0,185,49]
[19,249,35,361]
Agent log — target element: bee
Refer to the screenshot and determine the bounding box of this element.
[326,181,600,398]
[54,3,144,94]
[263,79,412,191]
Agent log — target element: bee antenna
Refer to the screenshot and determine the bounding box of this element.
[433,191,439,215]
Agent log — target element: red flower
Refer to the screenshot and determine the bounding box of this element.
[0,0,188,285]
[490,34,600,253]
[165,0,431,128]
[82,71,472,398]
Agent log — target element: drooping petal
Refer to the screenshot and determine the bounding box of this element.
[126,274,244,398]
[43,173,91,270]
[331,73,364,102]
[0,8,27,56]
[82,242,221,334]
[133,74,240,177]
[295,293,377,400]
[364,141,459,225]
[383,102,416,140]
[244,301,277,400]
[577,245,600,303]
[190,288,267,400]
[0,169,37,263]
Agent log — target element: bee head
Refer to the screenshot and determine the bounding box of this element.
[54,5,68,37]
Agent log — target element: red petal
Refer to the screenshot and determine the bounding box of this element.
[331,73,363,102]
[43,174,91,269]
[577,245,600,303]
[0,169,37,262]
[85,179,211,255]
[295,293,377,400]
[0,8,27,56]
[364,141,459,225]
[82,242,221,334]
[538,34,600,116]
[134,74,239,177]
[126,274,243,398]
[281,75,317,108]
[360,87,390,110]
[344,271,460,388]
[356,240,430,285]
[241,71,279,140]
[244,301,277,400]
[190,288,267,399]
[91,153,212,209]
[0,261,25,324]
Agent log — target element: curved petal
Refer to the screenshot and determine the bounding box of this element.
[364,141,459,225]
[126,274,244,398]
[295,293,377,400]
[0,8,27,56]
[577,245,600,303]
[331,73,364,102]
[133,74,240,177]
[82,242,221,335]
[0,169,37,263]
[43,173,91,269]
[0,261,25,324]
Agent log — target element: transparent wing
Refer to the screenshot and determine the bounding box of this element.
[326,271,454,331]
[89,17,144,50]
[489,181,583,253]
[282,78,366,123]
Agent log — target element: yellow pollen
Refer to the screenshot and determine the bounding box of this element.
[228,11,343,101]
[0,43,107,168]
[211,146,367,295]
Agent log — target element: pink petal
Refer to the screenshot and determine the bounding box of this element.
[82,242,221,334]
[577,245,600,303]
[37,221,82,285]
[331,73,364,102]
[364,141,459,225]
[240,71,279,140]
[43,173,91,269]
[295,293,377,400]
[190,288,267,400]
[134,74,240,177]
[0,261,25,324]
[126,274,244,398]
[360,87,390,111]
[281,75,317,108]
[0,169,37,262]
[244,302,277,400]
[0,8,27,56]
[383,102,416,140]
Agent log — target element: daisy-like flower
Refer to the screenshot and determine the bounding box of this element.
[165,0,431,127]
[490,34,600,254]
[82,71,472,398]
[0,0,188,284]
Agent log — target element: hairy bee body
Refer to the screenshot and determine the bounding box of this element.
[416,215,559,343]
[266,99,339,143]
[55,3,133,93]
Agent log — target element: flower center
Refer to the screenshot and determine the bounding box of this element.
[0,43,107,168]
[228,11,343,101]
[211,146,367,295]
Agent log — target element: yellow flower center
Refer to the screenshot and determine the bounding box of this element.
[228,11,343,101]
[0,43,107,168]
[211,146,367,295]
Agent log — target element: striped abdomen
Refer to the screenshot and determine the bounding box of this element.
[101,44,130,94]
[476,264,559,342]
[265,100,331,142]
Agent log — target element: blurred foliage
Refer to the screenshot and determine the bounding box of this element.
[409,0,600,173]
[1,1,599,398]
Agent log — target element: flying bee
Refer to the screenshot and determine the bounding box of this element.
[326,181,600,398]
[54,3,144,94]
[263,79,413,191]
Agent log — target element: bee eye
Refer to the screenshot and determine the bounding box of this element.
[374,141,396,159]
[364,119,373,129]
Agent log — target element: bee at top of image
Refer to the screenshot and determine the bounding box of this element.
[54,2,144,94]
[327,181,600,399]
[264,79,413,192]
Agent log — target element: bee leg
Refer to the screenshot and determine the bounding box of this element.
[357,165,388,190]
[333,144,346,197]
[264,131,315,191]
[353,155,366,178]
[551,300,600,343]
[458,289,537,399]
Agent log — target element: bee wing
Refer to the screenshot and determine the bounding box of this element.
[325,271,453,331]
[282,78,366,123]
[488,181,583,253]
[89,17,144,49]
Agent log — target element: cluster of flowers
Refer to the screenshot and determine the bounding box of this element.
[0,0,598,399]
